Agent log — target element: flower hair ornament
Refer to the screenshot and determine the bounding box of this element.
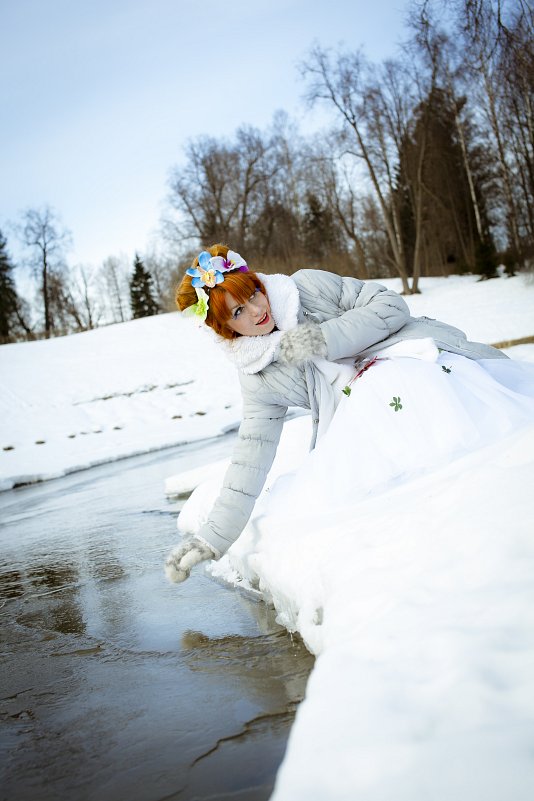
[182,250,249,322]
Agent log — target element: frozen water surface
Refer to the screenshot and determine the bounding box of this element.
[0,437,313,801]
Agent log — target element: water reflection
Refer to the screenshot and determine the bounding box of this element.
[0,439,314,801]
[0,568,24,599]
[28,562,78,590]
[85,546,126,582]
[180,626,313,707]
[15,561,86,635]
[181,627,311,678]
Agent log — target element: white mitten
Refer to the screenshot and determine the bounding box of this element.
[164,537,217,583]
[279,322,327,365]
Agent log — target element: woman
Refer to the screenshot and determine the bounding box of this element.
[165,243,534,582]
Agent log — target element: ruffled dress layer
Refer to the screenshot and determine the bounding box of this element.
[263,339,534,518]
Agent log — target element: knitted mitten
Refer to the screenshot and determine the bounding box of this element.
[164,537,218,583]
[279,322,327,365]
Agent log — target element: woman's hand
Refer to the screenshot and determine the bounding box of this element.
[279,322,327,365]
[164,537,218,583]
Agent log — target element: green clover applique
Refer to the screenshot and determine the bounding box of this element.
[442,365,452,373]
[389,396,403,411]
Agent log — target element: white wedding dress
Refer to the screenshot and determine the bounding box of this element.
[259,339,534,521]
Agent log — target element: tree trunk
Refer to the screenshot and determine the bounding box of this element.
[42,248,51,338]
[452,98,484,241]
[483,71,523,262]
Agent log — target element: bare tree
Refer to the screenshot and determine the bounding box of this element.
[303,50,421,290]
[165,123,284,260]
[19,206,71,338]
[249,112,307,269]
[497,1,534,246]
[165,135,243,246]
[455,0,526,264]
[65,265,103,330]
[302,140,370,276]
[409,2,486,242]
[98,254,131,323]
[301,46,421,291]
[144,248,180,311]
[408,0,534,268]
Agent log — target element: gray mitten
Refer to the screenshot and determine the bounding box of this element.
[164,537,218,583]
[279,322,327,365]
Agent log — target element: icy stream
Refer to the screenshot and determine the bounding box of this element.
[0,438,313,801]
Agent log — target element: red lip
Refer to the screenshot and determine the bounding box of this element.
[257,312,270,325]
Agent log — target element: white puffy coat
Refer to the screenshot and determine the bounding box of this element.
[197,269,506,555]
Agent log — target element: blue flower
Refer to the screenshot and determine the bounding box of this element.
[186,251,226,289]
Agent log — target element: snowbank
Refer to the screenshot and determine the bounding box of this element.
[173,408,534,801]
[257,424,534,800]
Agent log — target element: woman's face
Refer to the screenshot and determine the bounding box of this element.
[224,288,275,337]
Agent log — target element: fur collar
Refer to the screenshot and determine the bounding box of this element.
[218,273,300,374]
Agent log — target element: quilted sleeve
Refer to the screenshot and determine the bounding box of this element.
[295,269,410,361]
[197,382,287,555]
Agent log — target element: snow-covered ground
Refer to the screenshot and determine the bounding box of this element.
[0,313,242,490]
[2,272,534,799]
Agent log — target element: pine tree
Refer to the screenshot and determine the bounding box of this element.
[303,192,343,263]
[394,88,497,278]
[129,254,160,319]
[0,229,27,343]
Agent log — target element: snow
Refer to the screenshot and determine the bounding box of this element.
[212,421,534,801]
[385,272,534,345]
[0,313,242,490]
[2,272,534,798]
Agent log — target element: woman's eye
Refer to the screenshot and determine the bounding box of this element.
[233,307,243,318]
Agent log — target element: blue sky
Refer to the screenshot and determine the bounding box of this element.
[1,0,406,268]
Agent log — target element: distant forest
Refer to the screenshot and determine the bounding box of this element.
[2,0,533,342]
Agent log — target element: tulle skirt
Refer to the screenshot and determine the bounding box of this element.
[263,342,534,520]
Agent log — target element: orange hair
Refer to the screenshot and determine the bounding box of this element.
[176,243,266,340]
